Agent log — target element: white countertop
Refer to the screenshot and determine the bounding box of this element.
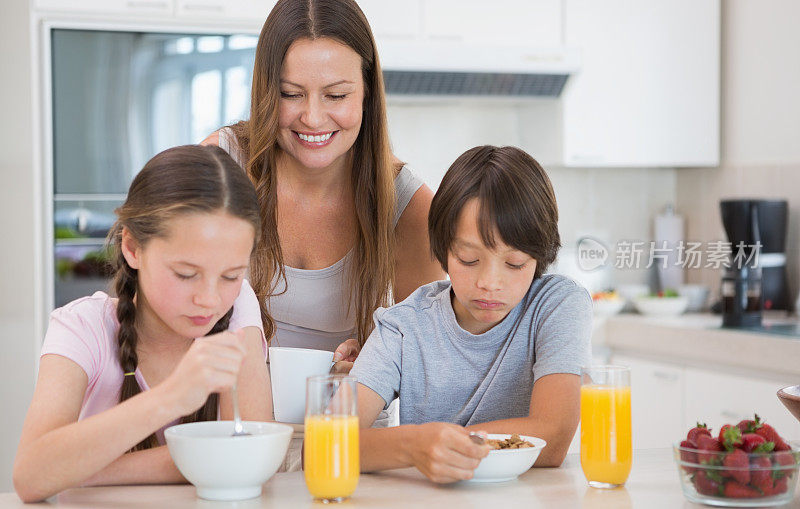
[598,312,800,378]
[4,449,797,508]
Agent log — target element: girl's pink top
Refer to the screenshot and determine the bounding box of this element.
[40,279,265,445]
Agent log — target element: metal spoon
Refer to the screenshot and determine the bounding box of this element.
[231,383,250,437]
[469,432,486,445]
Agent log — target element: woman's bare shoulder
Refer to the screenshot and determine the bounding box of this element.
[391,154,405,177]
[200,131,220,146]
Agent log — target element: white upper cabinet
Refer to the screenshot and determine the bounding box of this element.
[34,0,173,15]
[562,0,720,167]
[32,0,720,167]
[175,0,276,27]
[423,0,562,46]
[357,0,422,39]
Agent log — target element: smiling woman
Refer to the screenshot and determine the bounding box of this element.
[276,37,365,172]
[203,0,445,360]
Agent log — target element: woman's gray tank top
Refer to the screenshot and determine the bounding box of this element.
[218,127,424,351]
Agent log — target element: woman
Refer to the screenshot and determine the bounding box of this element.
[203,0,443,366]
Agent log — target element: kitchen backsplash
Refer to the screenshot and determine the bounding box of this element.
[677,164,800,311]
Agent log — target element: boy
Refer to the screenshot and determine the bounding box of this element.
[351,145,592,483]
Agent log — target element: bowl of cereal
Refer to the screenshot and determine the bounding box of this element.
[165,421,292,501]
[470,434,546,483]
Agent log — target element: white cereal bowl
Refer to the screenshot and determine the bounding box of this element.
[470,434,546,483]
[617,283,650,312]
[633,295,689,317]
[593,298,625,316]
[165,421,293,501]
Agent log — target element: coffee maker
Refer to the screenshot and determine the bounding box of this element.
[719,199,789,327]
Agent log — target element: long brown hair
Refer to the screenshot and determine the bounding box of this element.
[428,146,561,279]
[229,0,396,345]
[107,145,262,451]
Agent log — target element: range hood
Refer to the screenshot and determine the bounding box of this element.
[377,41,580,98]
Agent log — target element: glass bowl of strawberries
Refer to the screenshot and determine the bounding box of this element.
[673,416,800,507]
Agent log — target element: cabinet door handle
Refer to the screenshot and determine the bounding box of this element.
[126,0,169,8]
[652,370,679,382]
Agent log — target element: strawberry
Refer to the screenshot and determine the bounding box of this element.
[722,481,760,498]
[773,450,797,467]
[741,433,767,453]
[736,414,764,434]
[722,448,750,484]
[679,440,698,473]
[693,470,723,496]
[755,421,790,451]
[718,423,733,443]
[719,425,743,450]
[687,422,711,448]
[762,476,789,496]
[749,456,772,492]
[752,439,775,454]
[696,435,724,464]
[737,420,756,434]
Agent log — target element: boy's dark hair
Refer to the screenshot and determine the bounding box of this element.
[428,145,561,279]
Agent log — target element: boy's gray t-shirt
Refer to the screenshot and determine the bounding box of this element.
[350,275,593,426]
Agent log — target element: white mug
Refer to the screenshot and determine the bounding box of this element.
[268,347,334,424]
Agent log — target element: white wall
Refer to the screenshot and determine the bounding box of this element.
[722,0,800,166]
[0,0,37,493]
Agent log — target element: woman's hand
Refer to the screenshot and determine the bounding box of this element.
[405,423,490,483]
[332,338,360,374]
[159,329,247,416]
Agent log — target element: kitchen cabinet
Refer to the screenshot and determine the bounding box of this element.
[684,367,800,440]
[33,0,173,15]
[611,354,685,450]
[562,0,720,167]
[31,0,721,170]
[423,0,562,46]
[358,0,422,39]
[605,352,800,444]
[175,0,276,26]
[174,1,421,38]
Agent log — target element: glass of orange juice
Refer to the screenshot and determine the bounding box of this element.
[304,375,359,503]
[580,365,632,489]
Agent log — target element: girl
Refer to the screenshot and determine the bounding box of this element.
[351,146,593,483]
[13,145,272,502]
